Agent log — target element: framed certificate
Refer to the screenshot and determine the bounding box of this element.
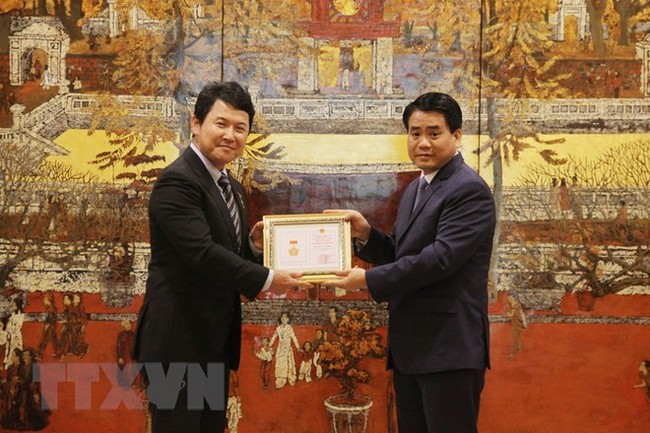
[263,213,352,282]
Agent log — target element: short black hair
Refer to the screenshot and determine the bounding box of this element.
[402,92,462,133]
[193,81,255,130]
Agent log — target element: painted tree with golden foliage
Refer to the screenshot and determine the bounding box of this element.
[318,309,386,401]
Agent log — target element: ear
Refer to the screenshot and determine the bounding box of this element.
[190,115,200,136]
[453,128,462,146]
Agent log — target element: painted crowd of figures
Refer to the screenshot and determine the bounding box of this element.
[36,293,90,360]
[253,307,340,391]
[219,308,341,433]
[0,293,90,431]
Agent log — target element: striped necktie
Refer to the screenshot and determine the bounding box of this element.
[217,172,242,250]
[412,176,429,213]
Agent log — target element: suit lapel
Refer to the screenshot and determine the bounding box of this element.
[397,153,465,240]
[395,178,418,241]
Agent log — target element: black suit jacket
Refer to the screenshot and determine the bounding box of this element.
[357,153,496,375]
[132,147,269,370]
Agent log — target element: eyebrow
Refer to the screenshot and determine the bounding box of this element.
[409,125,442,131]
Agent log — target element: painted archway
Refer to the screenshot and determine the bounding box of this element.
[9,16,70,87]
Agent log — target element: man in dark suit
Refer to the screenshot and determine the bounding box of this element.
[325,92,496,433]
[132,81,311,433]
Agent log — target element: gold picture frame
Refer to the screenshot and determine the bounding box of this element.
[263,213,352,282]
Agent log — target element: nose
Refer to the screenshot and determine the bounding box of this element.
[416,136,431,148]
[223,126,235,141]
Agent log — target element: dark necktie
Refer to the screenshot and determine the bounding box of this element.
[412,177,429,213]
[217,173,242,250]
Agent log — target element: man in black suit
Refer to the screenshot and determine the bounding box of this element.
[325,92,496,433]
[132,81,311,433]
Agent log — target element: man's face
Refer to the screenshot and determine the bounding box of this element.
[192,99,250,170]
[406,109,461,175]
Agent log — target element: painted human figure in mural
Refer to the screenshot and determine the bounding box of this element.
[17,348,49,430]
[73,75,82,92]
[41,64,53,89]
[550,177,561,218]
[353,56,369,93]
[505,291,527,359]
[33,58,42,80]
[610,71,623,98]
[323,306,340,342]
[23,348,49,429]
[226,370,242,433]
[633,360,650,402]
[46,193,67,239]
[312,328,325,380]
[37,292,59,359]
[2,348,50,430]
[116,320,149,431]
[269,311,300,389]
[615,199,629,241]
[106,243,134,284]
[569,175,583,219]
[0,348,23,427]
[117,319,133,370]
[71,294,89,358]
[57,294,74,357]
[558,178,571,217]
[298,341,314,383]
[2,299,25,370]
[116,319,140,390]
[253,336,273,390]
[338,45,354,91]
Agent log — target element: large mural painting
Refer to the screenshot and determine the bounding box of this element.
[0,1,649,432]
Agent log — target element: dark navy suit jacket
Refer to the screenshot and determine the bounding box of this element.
[132,147,269,370]
[358,153,496,375]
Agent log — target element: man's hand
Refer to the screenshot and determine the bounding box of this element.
[324,209,371,242]
[268,270,313,297]
[250,221,264,251]
[322,268,367,292]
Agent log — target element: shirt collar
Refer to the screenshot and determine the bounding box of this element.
[420,171,436,185]
[190,142,228,183]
